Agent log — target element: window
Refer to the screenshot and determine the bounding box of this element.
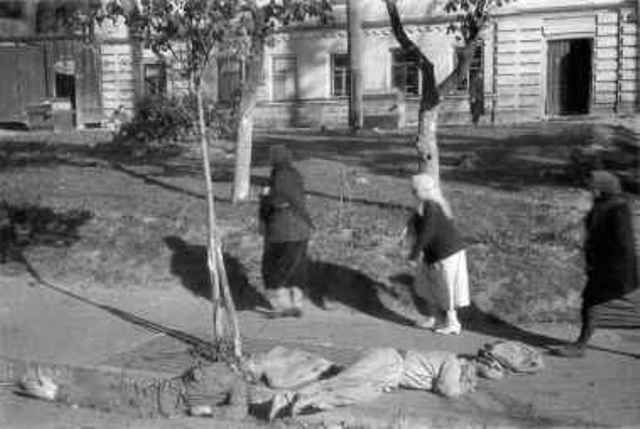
[0,1,23,19]
[143,63,166,95]
[272,56,297,101]
[331,54,350,97]
[455,43,484,92]
[218,57,245,103]
[391,49,421,95]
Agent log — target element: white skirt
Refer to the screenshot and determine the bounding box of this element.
[414,250,470,310]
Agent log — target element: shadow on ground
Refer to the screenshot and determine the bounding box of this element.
[0,202,92,263]
[164,236,269,311]
[2,123,637,199]
[307,260,415,326]
[389,272,640,359]
[164,235,415,326]
[16,253,214,353]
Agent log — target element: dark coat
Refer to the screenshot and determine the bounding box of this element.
[408,201,465,264]
[259,163,312,243]
[583,195,638,306]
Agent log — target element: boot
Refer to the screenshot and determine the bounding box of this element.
[265,288,302,318]
[266,288,291,312]
[435,310,461,335]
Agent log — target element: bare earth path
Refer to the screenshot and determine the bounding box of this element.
[1,270,639,428]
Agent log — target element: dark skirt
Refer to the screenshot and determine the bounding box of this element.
[585,287,640,329]
[262,240,308,290]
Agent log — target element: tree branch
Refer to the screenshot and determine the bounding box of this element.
[384,0,439,110]
[437,0,491,95]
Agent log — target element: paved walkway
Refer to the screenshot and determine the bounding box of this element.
[1,270,639,428]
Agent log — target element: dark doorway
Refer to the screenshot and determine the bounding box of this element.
[55,73,76,110]
[546,38,592,116]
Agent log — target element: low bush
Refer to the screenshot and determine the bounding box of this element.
[117,93,239,146]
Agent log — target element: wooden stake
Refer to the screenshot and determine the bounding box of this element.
[215,245,242,358]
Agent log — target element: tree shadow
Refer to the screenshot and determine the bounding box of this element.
[389,272,640,359]
[164,236,269,311]
[307,260,415,326]
[0,201,92,263]
[17,253,213,351]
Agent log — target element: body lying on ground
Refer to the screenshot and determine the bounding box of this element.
[247,347,478,420]
[10,341,542,421]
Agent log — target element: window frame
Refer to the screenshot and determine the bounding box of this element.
[143,62,167,96]
[330,53,350,98]
[390,48,421,96]
[454,41,484,93]
[217,56,246,104]
[271,55,298,102]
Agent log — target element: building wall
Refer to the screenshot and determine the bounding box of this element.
[96,18,191,119]
[255,23,477,128]
[254,0,639,128]
[490,4,638,122]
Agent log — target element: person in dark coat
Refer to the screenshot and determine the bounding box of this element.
[554,170,639,358]
[259,145,313,317]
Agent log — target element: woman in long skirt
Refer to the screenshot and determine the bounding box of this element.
[259,145,313,317]
[408,174,470,335]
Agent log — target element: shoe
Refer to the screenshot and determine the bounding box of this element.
[434,310,462,335]
[434,323,461,335]
[415,317,437,329]
[551,344,585,358]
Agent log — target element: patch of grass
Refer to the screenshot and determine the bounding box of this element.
[1,124,637,324]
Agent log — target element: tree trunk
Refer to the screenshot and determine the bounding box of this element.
[384,0,490,186]
[232,100,256,203]
[215,244,242,358]
[196,84,224,341]
[198,82,243,357]
[232,43,265,203]
[416,107,439,183]
[347,0,364,131]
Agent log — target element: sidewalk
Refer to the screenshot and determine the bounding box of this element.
[1,270,640,428]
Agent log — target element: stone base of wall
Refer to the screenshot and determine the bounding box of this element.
[254,94,485,129]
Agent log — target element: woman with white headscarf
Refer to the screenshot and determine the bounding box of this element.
[407,174,470,335]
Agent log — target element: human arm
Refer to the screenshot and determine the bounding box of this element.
[408,204,437,261]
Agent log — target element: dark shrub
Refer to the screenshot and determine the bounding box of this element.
[118,94,193,144]
[117,93,239,145]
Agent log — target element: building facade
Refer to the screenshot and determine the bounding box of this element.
[0,0,638,128]
[251,0,640,127]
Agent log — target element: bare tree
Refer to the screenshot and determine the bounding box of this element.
[231,1,332,202]
[384,0,511,187]
[75,0,332,357]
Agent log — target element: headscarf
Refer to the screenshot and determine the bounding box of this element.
[590,170,622,196]
[270,145,293,168]
[411,173,452,218]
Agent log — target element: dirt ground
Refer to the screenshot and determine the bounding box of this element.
[1,121,639,428]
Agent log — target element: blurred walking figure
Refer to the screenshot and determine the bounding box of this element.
[469,73,484,127]
[259,145,313,317]
[553,170,639,358]
[389,87,406,130]
[407,174,470,335]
